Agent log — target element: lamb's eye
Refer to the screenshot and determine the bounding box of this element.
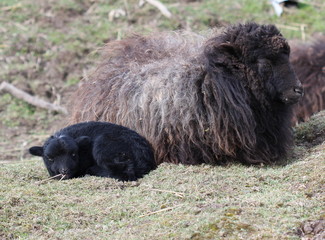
[44,154,53,162]
[71,153,76,157]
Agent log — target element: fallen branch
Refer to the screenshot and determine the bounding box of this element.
[0,81,68,115]
[145,0,172,18]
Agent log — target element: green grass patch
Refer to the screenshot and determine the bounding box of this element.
[0,94,36,127]
[65,76,80,87]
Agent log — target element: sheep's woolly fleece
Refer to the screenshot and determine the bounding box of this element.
[70,23,302,166]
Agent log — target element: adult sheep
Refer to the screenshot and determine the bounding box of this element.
[70,23,303,165]
[290,36,325,124]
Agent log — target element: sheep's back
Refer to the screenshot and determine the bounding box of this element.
[70,31,221,164]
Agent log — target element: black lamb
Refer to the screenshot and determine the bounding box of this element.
[29,122,156,181]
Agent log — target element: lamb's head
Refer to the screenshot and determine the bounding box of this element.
[29,135,91,179]
[204,22,303,106]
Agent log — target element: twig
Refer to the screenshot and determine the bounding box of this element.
[123,0,130,20]
[35,174,63,184]
[85,3,97,15]
[0,159,41,164]
[276,23,307,41]
[14,22,27,31]
[276,24,300,31]
[1,3,22,11]
[300,24,306,41]
[145,0,172,18]
[144,188,185,198]
[0,81,67,114]
[1,148,22,153]
[298,0,324,8]
[138,204,183,218]
[59,175,66,181]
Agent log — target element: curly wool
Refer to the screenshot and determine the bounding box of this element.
[290,36,325,124]
[70,23,301,165]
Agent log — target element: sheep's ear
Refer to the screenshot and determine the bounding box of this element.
[202,41,256,153]
[205,42,238,67]
[217,43,236,54]
[29,146,44,156]
[76,136,91,148]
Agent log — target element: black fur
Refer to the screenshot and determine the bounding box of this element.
[29,122,156,181]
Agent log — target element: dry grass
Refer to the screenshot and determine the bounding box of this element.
[1,112,324,240]
[0,0,324,239]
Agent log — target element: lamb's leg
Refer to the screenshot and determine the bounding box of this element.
[98,160,137,181]
[86,165,113,177]
[92,135,137,181]
[86,163,136,181]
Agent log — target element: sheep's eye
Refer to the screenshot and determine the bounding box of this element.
[71,153,76,157]
[258,59,272,75]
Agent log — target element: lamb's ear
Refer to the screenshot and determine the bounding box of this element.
[75,136,91,148]
[29,146,44,156]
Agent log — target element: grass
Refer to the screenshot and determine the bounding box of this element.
[0,94,37,127]
[1,140,324,239]
[1,112,324,239]
[0,0,324,239]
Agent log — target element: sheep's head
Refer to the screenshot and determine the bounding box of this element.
[204,23,303,106]
[29,135,91,179]
[255,40,303,105]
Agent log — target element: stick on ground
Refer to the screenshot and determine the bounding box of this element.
[145,0,172,18]
[143,187,185,198]
[138,204,183,218]
[35,174,64,185]
[0,81,68,114]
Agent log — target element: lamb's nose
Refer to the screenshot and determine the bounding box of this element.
[294,86,303,96]
[61,168,68,174]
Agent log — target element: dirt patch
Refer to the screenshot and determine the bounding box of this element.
[0,1,100,161]
[297,219,325,240]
